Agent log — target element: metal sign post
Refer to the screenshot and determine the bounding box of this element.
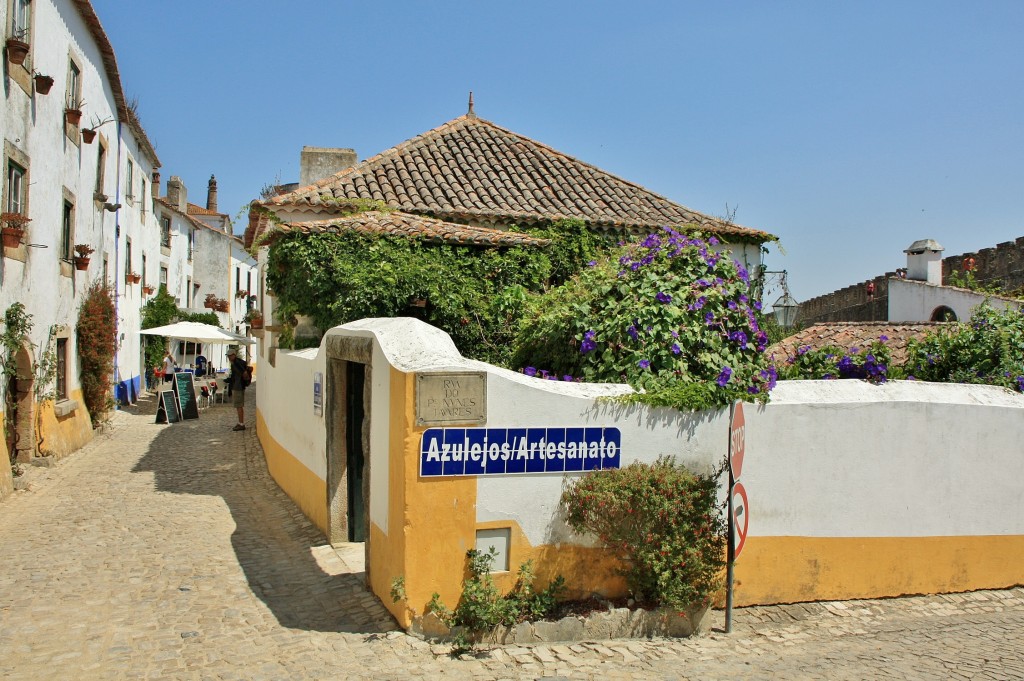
[726,401,746,633]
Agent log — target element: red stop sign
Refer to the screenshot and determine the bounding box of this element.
[730,401,745,480]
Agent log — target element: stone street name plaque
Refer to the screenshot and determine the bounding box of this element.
[416,372,486,426]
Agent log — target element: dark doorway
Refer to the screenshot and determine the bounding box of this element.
[345,362,366,542]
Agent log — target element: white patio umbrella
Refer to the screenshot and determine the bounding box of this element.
[140,321,253,378]
[139,321,254,345]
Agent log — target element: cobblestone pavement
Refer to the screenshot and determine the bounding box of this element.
[2,389,1023,680]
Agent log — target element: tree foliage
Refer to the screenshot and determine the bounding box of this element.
[905,304,1024,391]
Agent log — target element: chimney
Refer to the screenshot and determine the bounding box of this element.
[904,239,945,286]
[151,171,161,199]
[166,176,187,213]
[206,175,218,212]
[299,146,357,187]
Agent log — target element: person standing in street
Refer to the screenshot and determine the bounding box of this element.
[227,348,248,431]
[163,350,176,383]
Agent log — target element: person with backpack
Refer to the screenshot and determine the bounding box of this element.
[227,348,250,431]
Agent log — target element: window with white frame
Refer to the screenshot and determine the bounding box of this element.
[125,160,134,201]
[66,60,82,121]
[11,0,31,39]
[6,161,25,214]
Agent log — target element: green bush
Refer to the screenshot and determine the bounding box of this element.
[425,549,565,647]
[777,337,894,383]
[905,304,1024,391]
[561,457,726,610]
[512,228,775,409]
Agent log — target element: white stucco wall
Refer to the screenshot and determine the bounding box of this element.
[888,278,1021,322]
[257,348,327,479]
[743,380,1024,537]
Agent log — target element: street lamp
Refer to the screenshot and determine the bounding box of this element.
[761,269,799,328]
[773,290,799,328]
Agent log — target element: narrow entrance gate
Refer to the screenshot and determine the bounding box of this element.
[325,335,371,559]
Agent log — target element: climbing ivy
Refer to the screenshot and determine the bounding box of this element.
[265,219,615,365]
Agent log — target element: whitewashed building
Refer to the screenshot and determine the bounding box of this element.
[0,0,255,500]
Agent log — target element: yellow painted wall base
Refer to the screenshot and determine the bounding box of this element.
[256,408,328,535]
[38,390,94,458]
[734,535,1024,606]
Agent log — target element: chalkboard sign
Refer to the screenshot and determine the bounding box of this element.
[174,372,200,420]
[155,390,181,424]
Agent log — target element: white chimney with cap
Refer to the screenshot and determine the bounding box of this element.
[904,239,944,286]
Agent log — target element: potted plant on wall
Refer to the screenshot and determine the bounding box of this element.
[65,97,85,126]
[1,212,30,249]
[127,271,141,284]
[5,30,30,66]
[33,73,54,95]
[215,298,230,313]
[204,293,217,309]
[81,116,111,145]
[142,283,155,295]
[244,308,263,330]
[73,243,94,270]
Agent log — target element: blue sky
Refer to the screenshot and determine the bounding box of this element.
[90,0,1024,302]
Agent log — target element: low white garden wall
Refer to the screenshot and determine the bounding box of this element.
[253,317,1024,619]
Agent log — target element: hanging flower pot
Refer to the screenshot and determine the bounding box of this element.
[127,272,141,284]
[81,128,96,144]
[6,38,29,66]
[2,226,25,249]
[1,213,30,250]
[73,256,90,271]
[65,108,83,126]
[33,74,54,94]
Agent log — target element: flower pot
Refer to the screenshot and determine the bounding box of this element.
[81,128,96,144]
[249,317,264,330]
[65,108,83,126]
[2,226,25,249]
[127,273,141,284]
[34,74,54,94]
[73,256,90,271]
[6,39,29,66]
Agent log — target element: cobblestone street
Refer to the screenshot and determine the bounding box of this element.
[1,389,1022,680]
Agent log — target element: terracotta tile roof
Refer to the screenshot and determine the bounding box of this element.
[261,115,772,241]
[768,322,950,366]
[156,197,242,244]
[260,211,551,249]
[187,203,223,217]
